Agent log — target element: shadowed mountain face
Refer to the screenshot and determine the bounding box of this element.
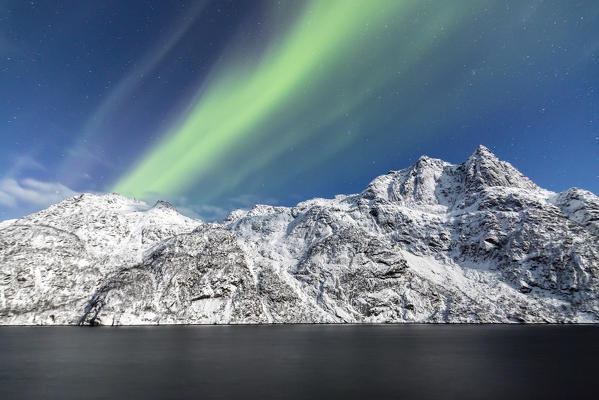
[1,146,598,325]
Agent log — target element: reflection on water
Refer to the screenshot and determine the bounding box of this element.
[0,325,597,399]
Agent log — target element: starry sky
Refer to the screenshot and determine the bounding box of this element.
[1,0,598,221]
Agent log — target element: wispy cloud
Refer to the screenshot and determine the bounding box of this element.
[0,178,77,209]
[6,154,46,176]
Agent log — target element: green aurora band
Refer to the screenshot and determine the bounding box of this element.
[113,0,484,201]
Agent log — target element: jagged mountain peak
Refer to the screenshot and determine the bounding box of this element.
[411,154,449,176]
[152,200,176,210]
[54,192,146,212]
[9,191,200,265]
[471,144,496,158]
[361,145,537,209]
[461,145,537,191]
[415,154,440,164]
[361,153,450,207]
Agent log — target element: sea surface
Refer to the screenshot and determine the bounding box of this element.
[0,325,597,399]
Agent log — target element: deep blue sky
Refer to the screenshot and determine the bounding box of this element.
[1,0,598,220]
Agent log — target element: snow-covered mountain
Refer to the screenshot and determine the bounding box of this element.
[1,146,598,325]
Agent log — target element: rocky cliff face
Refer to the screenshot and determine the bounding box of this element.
[1,146,598,325]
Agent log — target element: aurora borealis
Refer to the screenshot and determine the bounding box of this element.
[1,0,598,220]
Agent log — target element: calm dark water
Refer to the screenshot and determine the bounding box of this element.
[1,325,598,400]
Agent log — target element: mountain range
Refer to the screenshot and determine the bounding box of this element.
[1,145,598,325]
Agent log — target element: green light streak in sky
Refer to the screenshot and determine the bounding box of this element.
[113,0,406,198]
[204,4,466,202]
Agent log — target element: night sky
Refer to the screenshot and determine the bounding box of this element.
[1,0,598,221]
